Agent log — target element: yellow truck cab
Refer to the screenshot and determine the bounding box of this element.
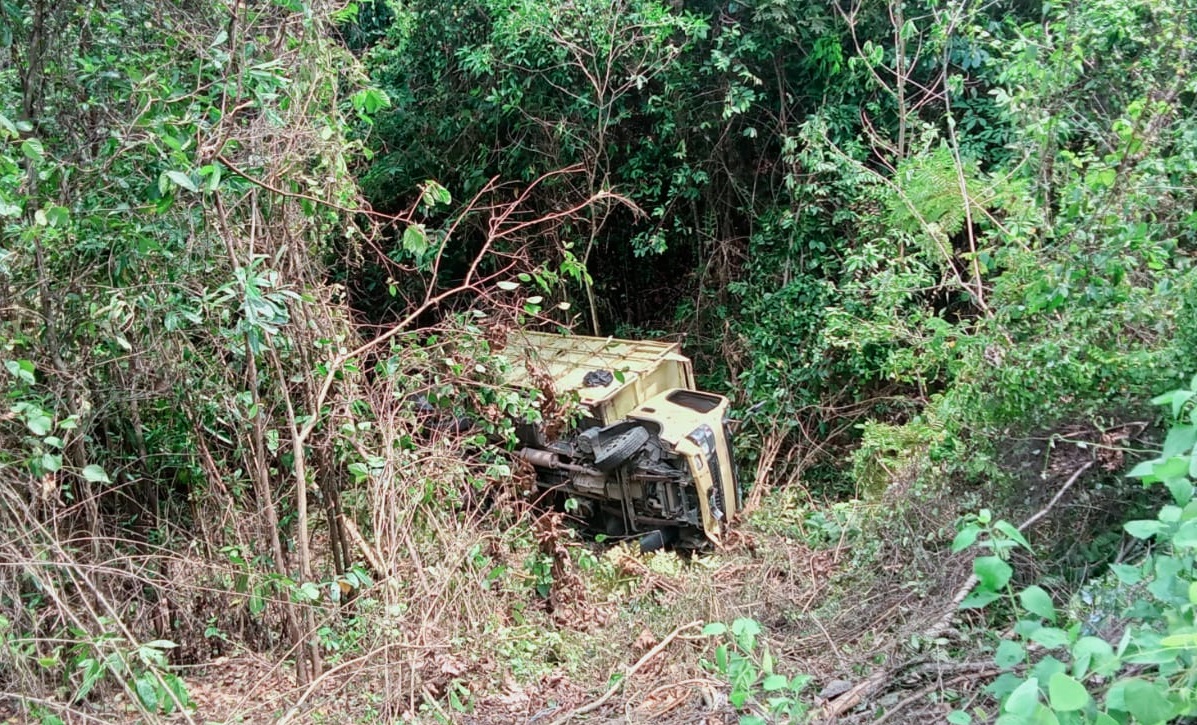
[502,331,740,548]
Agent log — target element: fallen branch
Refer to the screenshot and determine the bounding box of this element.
[921,459,1095,643]
[340,514,388,578]
[871,669,1000,725]
[547,620,702,725]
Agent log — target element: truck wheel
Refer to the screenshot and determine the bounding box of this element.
[593,425,650,471]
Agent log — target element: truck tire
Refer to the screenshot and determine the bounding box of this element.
[593,425,650,472]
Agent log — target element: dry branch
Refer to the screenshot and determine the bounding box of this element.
[547,620,702,725]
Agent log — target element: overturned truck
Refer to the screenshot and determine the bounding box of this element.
[502,331,740,548]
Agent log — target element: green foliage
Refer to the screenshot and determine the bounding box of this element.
[949,377,1197,723]
[702,618,812,723]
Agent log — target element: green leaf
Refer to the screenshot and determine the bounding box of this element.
[1004,677,1040,717]
[1108,563,1142,585]
[41,453,62,473]
[947,711,972,725]
[347,462,369,483]
[1174,520,1197,548]
[1162,424,1196,458]
[1019,586,1056,622]
[994,521,1032,551]
[5,359,35,383]
[761,674,787,691]
[959,590,1002,609]
[21,138,44,160]
[995,640,1026,669]
[1166,477,1193,506]
[1047,673,1089,711]
[497,280,520,291]
[702,622,727,636]
[166,170,199,192]
[143,639,178,650]
[1127,459,1157,479]
[298,581,320,601]
[402,224,428,256]
[1072,636,1117,678]
[952,524,980,553]
[1029,627,1070,649]
[1109,678,1172,724]
[731,618,762,637]
[974,556,1013,591]
[1154,456,1190,480]
[1124,519,1166,539]
[26,414,51,436]
[135,677,159,710]
[82,465,111,484]
[1160,632,1197,648]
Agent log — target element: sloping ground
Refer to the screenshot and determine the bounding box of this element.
[143,485,979,724]
[1,443,1116,725]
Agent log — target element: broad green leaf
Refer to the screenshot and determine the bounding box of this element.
[1028,627,1070,649]
[1019,586,1056,622]
[5,359,35,383]
[947,711,971,725]
[995,639,1026,669]
[1124,519,1166,539]
[143,639,178,649]
[1117,678,1172,724]
[1108,563,1142,585]
[21,138,44,160]
[1047,673,1089,711]
[82,465,110,484]
[731,618,762,637]
[960,590,1002,609]
[402,224,428,256]
[1171,390,1195,418]
[1162,424,1196,458]
[1072,636,1116,678]
[761,674,787,691]
[1029,655,1067,683]
[1004,677,1040,717]
[994,521,1032,551]
[1160,632,1197,648]
[135,677,158,710]
[1154,456,1190,480]
[26,414,51,436]
[1127,459,1157,479]
[166,170,199,192]
[1166,478,1194,506]
[1174,519,1197,548]
[1031,704,1060,725]
[702,622,727,636]
[974,556,1013,591]
[41,453,62,473]
[952,524,980,553]
[497,280,520,291]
